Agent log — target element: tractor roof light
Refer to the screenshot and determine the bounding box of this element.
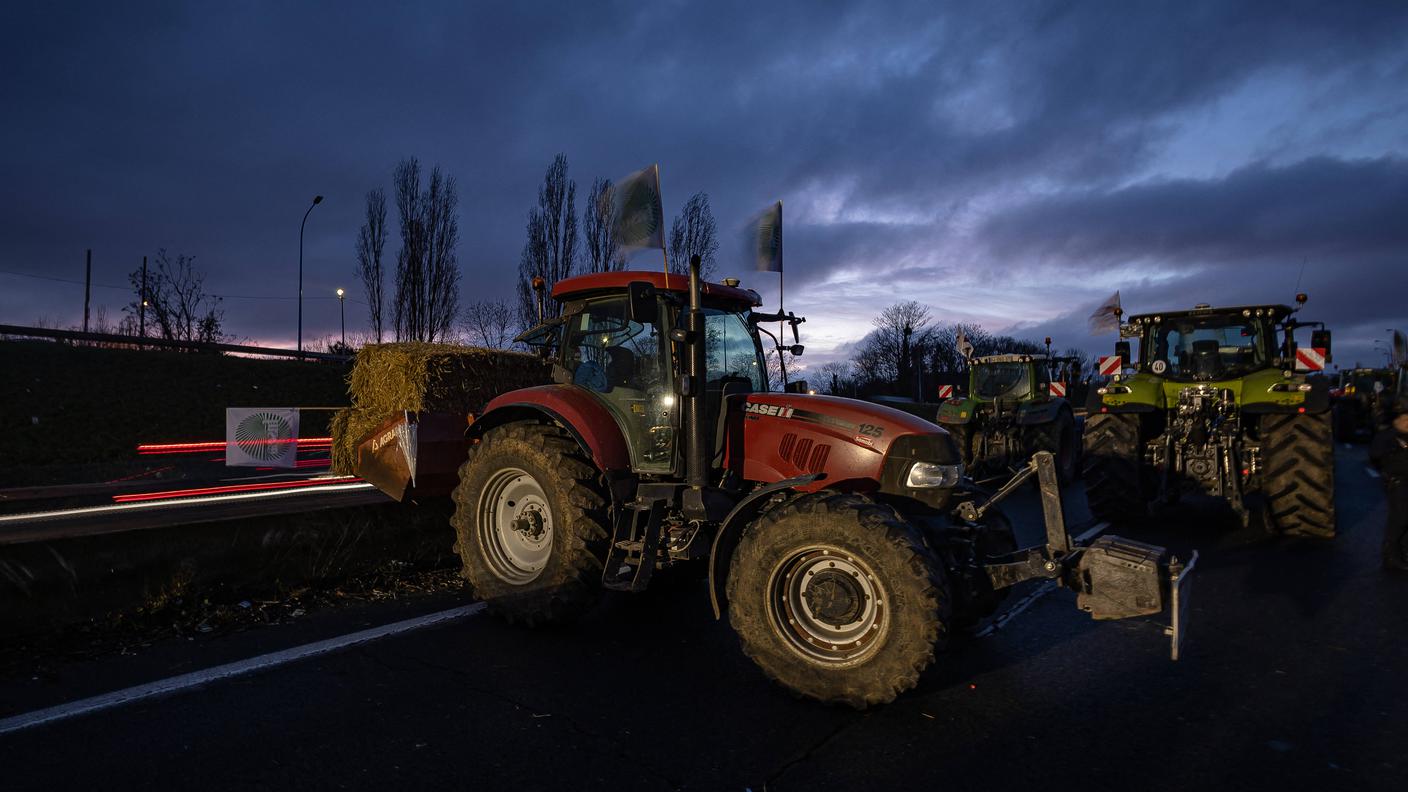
[1242,309,1251,317]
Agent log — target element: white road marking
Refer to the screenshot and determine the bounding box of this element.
[976,581,1059,638]
[1073,521,1110,545]
[974,522,1108,639]
[0,602,485,737]
[0,481,375,526]
[1365,467,1380,479]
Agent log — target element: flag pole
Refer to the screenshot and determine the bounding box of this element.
[657,164,670,278]
[777,200,787,389]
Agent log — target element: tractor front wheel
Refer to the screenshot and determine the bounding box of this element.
[451,422,610,626]
[726,492,951,708]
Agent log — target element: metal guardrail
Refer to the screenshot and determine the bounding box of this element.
[0,323,352,362]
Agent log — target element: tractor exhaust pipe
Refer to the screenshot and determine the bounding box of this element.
[686,254,709,489]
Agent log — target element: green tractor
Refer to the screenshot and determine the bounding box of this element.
[1083,297,1336,537]
[936,352,1082,484]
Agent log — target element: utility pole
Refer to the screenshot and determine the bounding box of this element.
[83,249,92,333]
[139,255,148,338]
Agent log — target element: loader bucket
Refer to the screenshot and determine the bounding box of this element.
[353,411,469,501]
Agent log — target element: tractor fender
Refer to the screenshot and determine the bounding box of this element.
[469,385,631,472]
[936,398,977,425]
[708,473,826,619]
[1017,399,1069,426]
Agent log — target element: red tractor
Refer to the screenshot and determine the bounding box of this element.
[359,257,1194,707]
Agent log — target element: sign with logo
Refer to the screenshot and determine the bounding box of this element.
[1294,347,1326,372]
[937,384,954,399]
[1097,355,1122,377]
[1049,381,1067,398]
[226,408,300,468]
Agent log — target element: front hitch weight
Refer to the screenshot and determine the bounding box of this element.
[1075,536,1198,660]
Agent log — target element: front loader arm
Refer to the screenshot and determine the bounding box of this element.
[965,451,1198,660]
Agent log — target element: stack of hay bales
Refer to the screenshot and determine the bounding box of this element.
[330,343,550,475]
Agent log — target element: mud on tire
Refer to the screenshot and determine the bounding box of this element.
[1026,410,1080,484]
[1259,411,1336,538]
[726,492,951,709]
[451,422,610,626]
[1082,412,1146,523]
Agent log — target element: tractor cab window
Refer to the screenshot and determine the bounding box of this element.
[974,363,1030,400]
[1151,318,1267,381]
[562,295,676,472]
[703,309,766,393]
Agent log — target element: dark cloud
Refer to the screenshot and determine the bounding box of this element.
[1,1,1406,351]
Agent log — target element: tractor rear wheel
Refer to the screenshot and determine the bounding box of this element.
[1259,411,1336,538]
[451,422,610,625]
[1026,411,1080,484]
[726,491,951,708]
[1082,412,1147,523]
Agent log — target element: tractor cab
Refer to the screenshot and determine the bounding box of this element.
[516,270,778,477]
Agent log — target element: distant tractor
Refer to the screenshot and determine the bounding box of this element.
[936,353,1082,483]
[1083,297,1336,537]
[1331,367,1398,442]
[357,258,1194,707]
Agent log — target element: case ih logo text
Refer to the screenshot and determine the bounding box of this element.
[745,402,794,418]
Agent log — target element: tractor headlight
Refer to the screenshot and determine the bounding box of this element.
[906,461,963,488]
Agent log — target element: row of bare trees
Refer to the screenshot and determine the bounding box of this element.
[819,300,1091,398]
[356,157,462,344]
[514,154,720,331]
[120,249,226,342]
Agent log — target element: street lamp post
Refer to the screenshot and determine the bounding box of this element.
[298,195,324,354]
[336,287,345,347]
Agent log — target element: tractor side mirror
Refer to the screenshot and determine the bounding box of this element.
[627,281,657,324]
[784,380,809,394]
[1115,341,1131,368]
[789,344,804,356]
[1311,329,1332,362]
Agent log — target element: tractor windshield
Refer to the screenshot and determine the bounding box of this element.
[1145,316,1270,381]
[703,309,767,392]
[974,363,1030,400]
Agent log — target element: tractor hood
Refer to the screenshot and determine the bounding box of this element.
[1091,367,1327,414]
[739,393,961,508]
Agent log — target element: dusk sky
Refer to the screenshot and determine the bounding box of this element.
[3,1,1405,369]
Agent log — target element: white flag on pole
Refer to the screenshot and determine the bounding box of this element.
[225,408,300,468]
[611,164,665,252]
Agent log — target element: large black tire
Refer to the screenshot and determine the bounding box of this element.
[947,423,977,469]
[953,505,1018,630]
[726,492,951,708]
[1259,411,1336,539]
[450,422,610,625]
[1026,410,1080,484]
[1082,412,1147,523]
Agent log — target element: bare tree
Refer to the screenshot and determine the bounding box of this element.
[517,154,578,327]
[582,177,624,273]
[124,249,225,343]
[355,188,388,342]
[668,192,719,278]
[392,158,461,342]
[849,301,934,392]
[461,299,517,349]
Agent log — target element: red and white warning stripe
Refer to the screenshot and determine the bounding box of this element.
[1049,381,1067,398]
[1294,347,1326,372]
[1097,355,1121,377]
[937,384,954,399]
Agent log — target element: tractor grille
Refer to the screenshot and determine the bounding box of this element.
[779,433,830,472]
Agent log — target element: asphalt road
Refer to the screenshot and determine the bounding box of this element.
[2,445,1404,791]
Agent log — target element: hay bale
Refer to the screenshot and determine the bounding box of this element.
[347,343,548,415]
[330,343,550,475]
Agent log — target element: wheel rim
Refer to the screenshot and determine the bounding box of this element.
[768,546,887,665]
[477,467,554,585]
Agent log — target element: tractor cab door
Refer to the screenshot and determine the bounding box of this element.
[562,295,677,473]
[703,308,768,471]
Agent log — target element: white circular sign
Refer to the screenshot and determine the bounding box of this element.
[1151,360,1168,374]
